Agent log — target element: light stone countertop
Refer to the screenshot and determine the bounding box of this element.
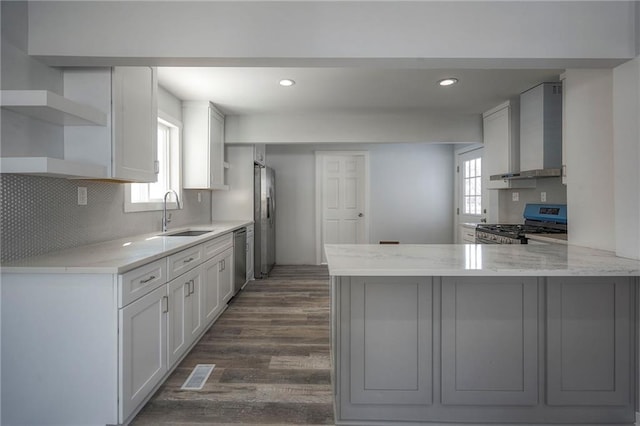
[525,233,569,245]
[459,222,479,229]
[1,220,252,274]
[324,243,640,277]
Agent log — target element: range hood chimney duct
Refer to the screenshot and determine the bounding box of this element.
[490,82,563,181]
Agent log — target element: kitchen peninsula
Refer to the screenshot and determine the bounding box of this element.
[325,243,639,425]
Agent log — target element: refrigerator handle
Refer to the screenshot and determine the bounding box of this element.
[266,197,271,219]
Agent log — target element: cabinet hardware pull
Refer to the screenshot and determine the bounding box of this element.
[139,275,156,284]
[184,282,190,297]
[162,295,169,313]
[183,257,194,263]
[219,261,223,272]
[190,280,195,295]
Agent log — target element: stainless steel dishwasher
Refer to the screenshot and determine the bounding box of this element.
[233,228,247,295]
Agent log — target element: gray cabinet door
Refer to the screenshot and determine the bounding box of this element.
[344,276,433,406]
[546,277,631,406]
[441,276,539,405]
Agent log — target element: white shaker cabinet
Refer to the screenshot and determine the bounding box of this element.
[64,67,159,182]
[168,265,203,367]
[1,67,157,181]
[459,224,477,243]
[1,230,241,426]
[119,285,168,423]
[203,256,224,323]
[246,224,255,282]
[483,100,534,190]
[183,101,229,190]
[218,247,235,303]
[111,67,159,181]
[202,234,234,323]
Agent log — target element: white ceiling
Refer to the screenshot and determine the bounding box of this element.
[157,67,563,116]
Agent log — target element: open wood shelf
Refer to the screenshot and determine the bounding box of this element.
[0,157,108,179]
[0,90,107,126]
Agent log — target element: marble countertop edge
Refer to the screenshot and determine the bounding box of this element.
[324,243,640,277]
[1,220,253,274]
[328,268,640,277]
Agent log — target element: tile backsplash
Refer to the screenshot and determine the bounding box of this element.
[0,174,210,262]
[497,177,567,223]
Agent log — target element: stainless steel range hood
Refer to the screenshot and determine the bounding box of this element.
[490,82,562,181]
[490,168,562,181]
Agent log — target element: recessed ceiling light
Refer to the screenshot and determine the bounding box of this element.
[438,78,459,87]
[279,79,295,87]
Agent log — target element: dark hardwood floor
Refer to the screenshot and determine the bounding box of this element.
[131,265,334,425]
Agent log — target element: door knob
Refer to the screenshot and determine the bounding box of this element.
[358,213,364,217]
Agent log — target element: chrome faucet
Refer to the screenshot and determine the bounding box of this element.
[162,189,182,232]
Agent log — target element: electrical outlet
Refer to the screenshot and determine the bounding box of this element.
[77,187,88,205]
[512,192,519,202]
[541,192,547,202]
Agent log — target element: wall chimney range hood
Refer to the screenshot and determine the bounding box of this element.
[490,82,562,181]
[490,168,561,181]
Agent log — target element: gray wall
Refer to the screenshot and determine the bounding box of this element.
[267,143,455,265]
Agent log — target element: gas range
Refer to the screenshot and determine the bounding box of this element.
[475,204,567,244]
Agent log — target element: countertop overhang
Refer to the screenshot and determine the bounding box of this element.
[324,243,640,277]
[1,220,252,274]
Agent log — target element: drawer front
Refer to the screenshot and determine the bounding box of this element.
[119,259,167,307]
[203,233,233,259]
[167,244,204,280]
[462,230,476,242]
[460,226,477,243]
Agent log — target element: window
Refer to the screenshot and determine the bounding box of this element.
[463,157,482,215]
[124,113,181,212]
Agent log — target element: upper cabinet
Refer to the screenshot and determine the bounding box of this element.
[111,67,159,182]
[1,67,159,182]
[483,100,535,190]
[64,67,159,182]
[183,101,229,190]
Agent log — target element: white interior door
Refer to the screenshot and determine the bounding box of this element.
[316,152,369,264]
[456,147,486,239]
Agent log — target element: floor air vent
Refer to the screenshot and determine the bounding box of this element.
[181,364,215,390]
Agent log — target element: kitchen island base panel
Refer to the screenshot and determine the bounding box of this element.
[346,276,433,406]
[332,275,637,426]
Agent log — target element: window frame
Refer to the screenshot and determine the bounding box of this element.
[462,156,482,216]
[124,110,182,213]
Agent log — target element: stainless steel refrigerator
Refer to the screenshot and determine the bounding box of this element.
[254,165,275,278]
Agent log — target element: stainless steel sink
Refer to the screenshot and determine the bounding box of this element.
[162,230,213,237]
